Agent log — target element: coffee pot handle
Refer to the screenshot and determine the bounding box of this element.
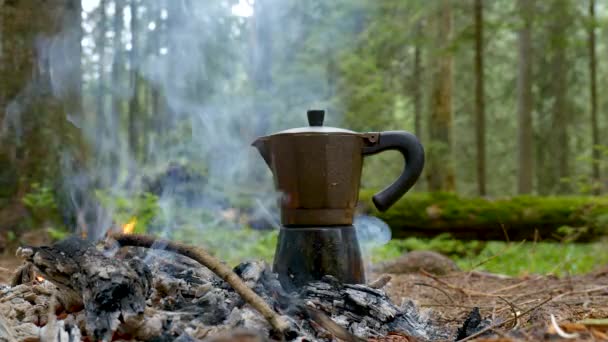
[362,131,425,212]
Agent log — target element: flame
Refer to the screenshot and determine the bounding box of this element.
[36,275,45,282]
[122,217,137,234]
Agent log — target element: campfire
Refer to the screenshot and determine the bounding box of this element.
[0,233,451,341]
[122,218,137,235]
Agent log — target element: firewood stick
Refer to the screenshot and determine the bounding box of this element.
[109,233,291,334]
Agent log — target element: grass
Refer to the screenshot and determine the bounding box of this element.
[173,227,608,277]
[370,234,608,276]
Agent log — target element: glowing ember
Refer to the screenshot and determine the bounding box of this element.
[36,275,45,282]
[122,217,137,234]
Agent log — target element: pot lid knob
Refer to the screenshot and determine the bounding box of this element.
[307,109,325,126]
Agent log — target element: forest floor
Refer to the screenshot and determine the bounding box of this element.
[1,253,608,340]
[0,255,22,284]
[381,268,608,341]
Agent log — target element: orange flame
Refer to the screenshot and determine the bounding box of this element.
[36,275,45,282]
[122,217,137,234]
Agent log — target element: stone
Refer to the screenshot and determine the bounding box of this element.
[374,250,459,275]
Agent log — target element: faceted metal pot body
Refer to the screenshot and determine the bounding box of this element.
[255,134,366,226]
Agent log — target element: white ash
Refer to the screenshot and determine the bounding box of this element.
[1,247,450,341]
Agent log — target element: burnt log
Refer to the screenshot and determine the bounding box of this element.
[16,236,152,341]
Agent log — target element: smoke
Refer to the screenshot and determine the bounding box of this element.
[3,0,392,260]
[64,0,357,239]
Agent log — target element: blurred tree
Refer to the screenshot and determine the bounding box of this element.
[588,0,600,194]
[427,0,455,192]
[517,0,534,194]
[128,0,141,159]
[111,0,125,127]
[474,0,486,196]
[412,20,424,140]
[96,0,107,149]
[549,0,571,194]
[0,0,84,228]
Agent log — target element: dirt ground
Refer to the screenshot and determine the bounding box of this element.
[2,254,608,341]
[0,255,22,284]
[380,268,608,341]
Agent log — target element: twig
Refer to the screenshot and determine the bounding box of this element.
[420,269,514,298]
[414,282,455,304]
[552,285,608,301]
[496,296,519,329]
[419,303,493,310]
[109,233,290,334]
[456,296,553,342]
[489,278,533,294]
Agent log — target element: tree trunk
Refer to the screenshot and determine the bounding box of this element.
[516,0,534,194]
[474,0,486,196]
[588,0,600,194]
[128,0,141,158]
[412,21,423,140]
[427,0,455,192]
[0,0,75,226]
[550,0,570,194]
[96,0,107,148]
[111,0,125,123]
[252,0,273,137]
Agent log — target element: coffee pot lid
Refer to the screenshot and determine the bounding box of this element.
[269,110,357,135]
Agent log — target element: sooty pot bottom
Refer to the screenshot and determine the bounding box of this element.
[273,225,365,291]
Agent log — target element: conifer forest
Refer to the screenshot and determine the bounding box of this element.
[0,1,608,341]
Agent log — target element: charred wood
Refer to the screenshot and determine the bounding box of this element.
[16,236,151,341]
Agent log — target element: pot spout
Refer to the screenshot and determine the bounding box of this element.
[252,137,272,168]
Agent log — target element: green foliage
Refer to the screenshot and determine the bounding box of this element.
[562,145,608,194]
[171,226,278,266]
[95,190,159,233]
[21,183,61,227]
[47,226,70,241]
[22,183,57,211]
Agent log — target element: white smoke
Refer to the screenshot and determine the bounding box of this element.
[4,0,391,258]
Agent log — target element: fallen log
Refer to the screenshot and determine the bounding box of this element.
[359,191,608,241]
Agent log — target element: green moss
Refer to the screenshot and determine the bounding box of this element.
[358,191,608,239]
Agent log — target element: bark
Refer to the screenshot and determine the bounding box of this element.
[474,0,486,196]
[0,0,69,199]
[62,0,84,124]
[517,0,534,194]
[128,0,141,158]
[413,21,423,140]
[550,0,570,194]
[427,0,455,192]
[588,0,600,194]
[16,237,152,341]
[252,0,273,136]
[96,0,107,147]
[111,0,125,120]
